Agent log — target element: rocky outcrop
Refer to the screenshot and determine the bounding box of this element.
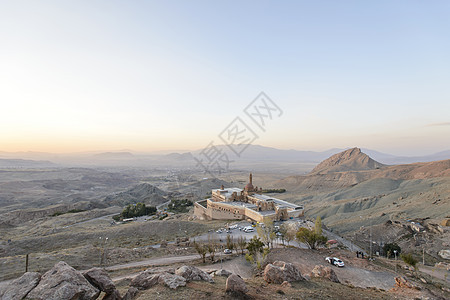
[83,268,116,294]
[26,261,100,300]
[263,261,304,284]
[215,269,232,277]
[175,265,214,283]
[226,274,248,294]
[1,272,41,300]
[438,249,450,260]
[131,271,186,290]
[394,276,420,290]
[310,265,340,283]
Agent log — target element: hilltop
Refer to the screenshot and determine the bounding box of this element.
[310,147,384,174]
[103,183,168,207]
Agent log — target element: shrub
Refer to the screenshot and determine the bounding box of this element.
[401,253,418,269]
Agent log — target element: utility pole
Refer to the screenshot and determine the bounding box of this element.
[422,247,425,266]
[394,250,398,272]
[369,218,372,259]
[25,254,29,272]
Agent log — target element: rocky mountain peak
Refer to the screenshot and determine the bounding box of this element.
[310,147,384,174]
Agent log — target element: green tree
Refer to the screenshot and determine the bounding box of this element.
[315,216,322,235]
[383,243,401,258]
[246,236,264,256]
[296,227,327,250]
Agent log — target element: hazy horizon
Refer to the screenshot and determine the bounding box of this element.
[1,1,449,156]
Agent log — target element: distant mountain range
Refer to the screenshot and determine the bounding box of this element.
[0,158,57,169]
[0,145,449,167]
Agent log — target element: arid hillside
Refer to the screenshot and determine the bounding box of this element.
[277,147,450,192]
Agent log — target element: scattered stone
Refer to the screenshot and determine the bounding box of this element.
[280,281,292,288]
[1,272,41,300]
[215,269,232,277]
[264,261,304,284]
[175,265,214,282]
[310,265,340,283]
[122,287,139,300]
[26,261,100,300]
[420,278,427,284]
[394,276,420,290]
[83,267,116,294]
[226,274,248,294]
[438,249,450,260]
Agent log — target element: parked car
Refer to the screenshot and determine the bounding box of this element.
[325,257,345,267]
[216,229,222,234]
[226,230,232,234]
[224,249,232,254]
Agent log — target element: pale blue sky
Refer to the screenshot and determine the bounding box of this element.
[0,1,449,155]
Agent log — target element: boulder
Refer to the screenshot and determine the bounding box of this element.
[131,272,160,290]
[175,265,214,283]
[310,265,340,283]
[438,249,450,260]
[83,268,116,294]
[1,272,41,300]
[226,274,248,294]
[215,269,232,277]
[263,261,304,284]
[26,261,100,300]
[158,272,187,289]
[122,287,139,300]
[131,271,186,290]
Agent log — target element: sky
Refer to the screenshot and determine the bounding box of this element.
[1,1,449,156]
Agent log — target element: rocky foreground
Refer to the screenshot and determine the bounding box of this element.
[2,258,443,300]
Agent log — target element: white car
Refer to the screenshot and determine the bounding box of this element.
[223,249,232,254]
[325,257,345,267]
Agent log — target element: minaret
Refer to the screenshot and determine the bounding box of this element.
[249,173,253,185]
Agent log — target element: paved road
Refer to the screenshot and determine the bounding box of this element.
[323,228,367,255]
[105,254,202,271]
